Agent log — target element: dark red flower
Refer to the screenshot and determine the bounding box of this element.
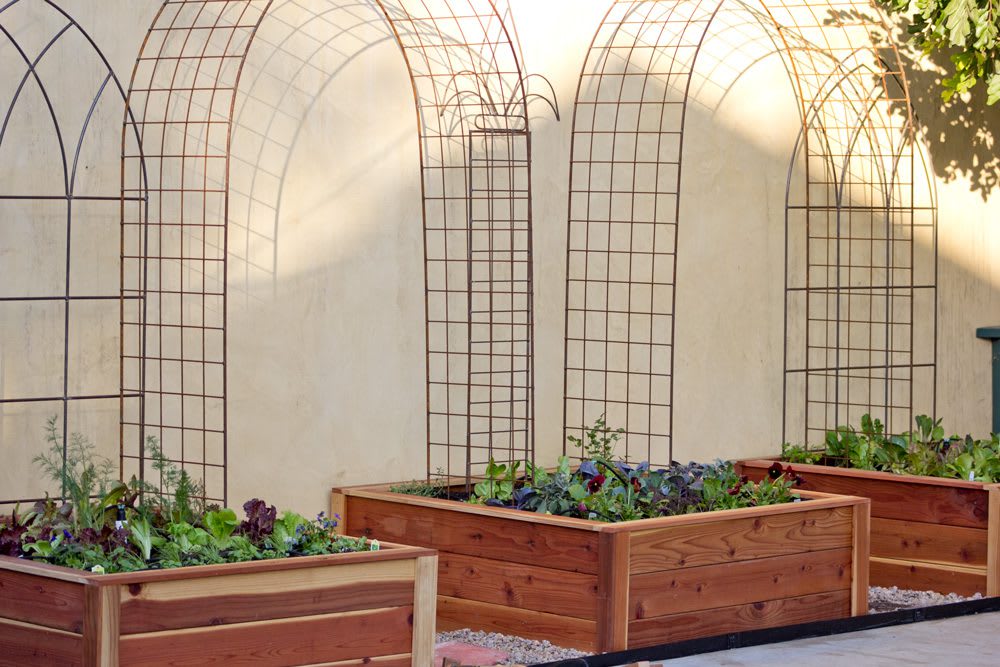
[767,462,784,480]
[727,482,742,496]
[783,465,806,486]
[630,477,642,493]
[587,474,606,493]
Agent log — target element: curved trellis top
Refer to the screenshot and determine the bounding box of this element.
[563,0,936,465]
[0,0,147,507]
[121,0,547,502]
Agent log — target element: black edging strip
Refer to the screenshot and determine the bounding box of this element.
[531,597,1000,666]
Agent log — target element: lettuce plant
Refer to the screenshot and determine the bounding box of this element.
[392,417,806,522]
[1,419,378,573]
[784,414,1000,482]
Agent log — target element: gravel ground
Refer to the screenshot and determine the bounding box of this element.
[439,587,984,665]
[868,585,983,613]
[436,629,587,665]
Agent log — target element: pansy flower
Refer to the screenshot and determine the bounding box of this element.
[587,474,606,493]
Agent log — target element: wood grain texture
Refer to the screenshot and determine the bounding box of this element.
[93,545,432,586]
[870,517,988,566]
[337,486,606,531]
[0,617,82,667]
[629,548,852,619]
[739,460,990,528]
[626,590,852,649]
[118,559,414,634]
[118,606,414,667]
[83,584,119,666]
[629,506,853,574]
[597,531,629,653]
[437,552,599,620]
[345,496,600,574]
[436,595,597,653]
[988,485,999,597]
[306,655,412,666]
[411,555,437,667]
[330,491,347,536]
[0,569,85,632]
[870,557,986,596]
[852,502,870,616]
[0,555,93,583]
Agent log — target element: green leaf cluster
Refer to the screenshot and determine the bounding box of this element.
[456,418,805,523]
[785,413,1000,481]
[0,419,377,573]
[883,0,1000,103]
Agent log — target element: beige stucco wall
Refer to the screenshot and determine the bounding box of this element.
[0,0,997,514]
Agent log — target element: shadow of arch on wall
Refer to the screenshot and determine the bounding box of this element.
[562,0,937,465]
[0,0,148,506]
[121,0,553,503]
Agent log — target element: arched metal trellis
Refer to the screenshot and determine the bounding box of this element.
[0,0,146,506]
[563,0,937,464]
[122,0,544,502]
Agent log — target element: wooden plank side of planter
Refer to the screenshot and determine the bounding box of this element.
[436,595,599,653]
[118,558,417,634]
[437,552,599,620]
[870,517,989,567]
[628,547,853,619]
[626,590,852,649]
[0,617,83,666]
[0,569,86,632]
[870,557,987,597]
[342,495,601,574]
[117,606,414,667]
[988,485,1000,597]
[628,505,854,574]
[738,460,989,528]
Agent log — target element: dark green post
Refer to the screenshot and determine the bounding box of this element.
[976,326,1000,434]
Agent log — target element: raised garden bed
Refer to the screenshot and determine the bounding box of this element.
[331,484,870,653]
[737,460,1000,597]
[0,542,437,666]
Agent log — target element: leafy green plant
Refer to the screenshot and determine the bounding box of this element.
[390,469,447,498]
[567,414,624,460]
[471,458,521,504]
[509,417,806,523]
[5,419,379,573]
[882,0,1000,104]
[787,413,1000,482]
[138,437,205,524]
[33,416,126,531]
[781,442,822,464]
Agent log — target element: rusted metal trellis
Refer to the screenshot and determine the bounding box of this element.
[0,0,146,506]
[122,0,542,502]
[563,0,936,464]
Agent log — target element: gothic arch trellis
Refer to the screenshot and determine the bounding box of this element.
[121,0,545,502]
[562,0,937,464]
[0,0,147,505]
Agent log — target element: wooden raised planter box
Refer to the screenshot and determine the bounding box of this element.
[737,459,1000,597]
[331,484,870,653]
[0,542,437,666]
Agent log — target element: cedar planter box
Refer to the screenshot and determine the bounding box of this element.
[331,485,870,653]
[0,543,437,666]
[737,459,1000,597]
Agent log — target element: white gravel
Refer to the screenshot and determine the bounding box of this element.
[438,587,984,664]
[436,629,587,665]
[868,585,983,613]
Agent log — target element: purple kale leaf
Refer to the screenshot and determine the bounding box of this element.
[239,498,277,543]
